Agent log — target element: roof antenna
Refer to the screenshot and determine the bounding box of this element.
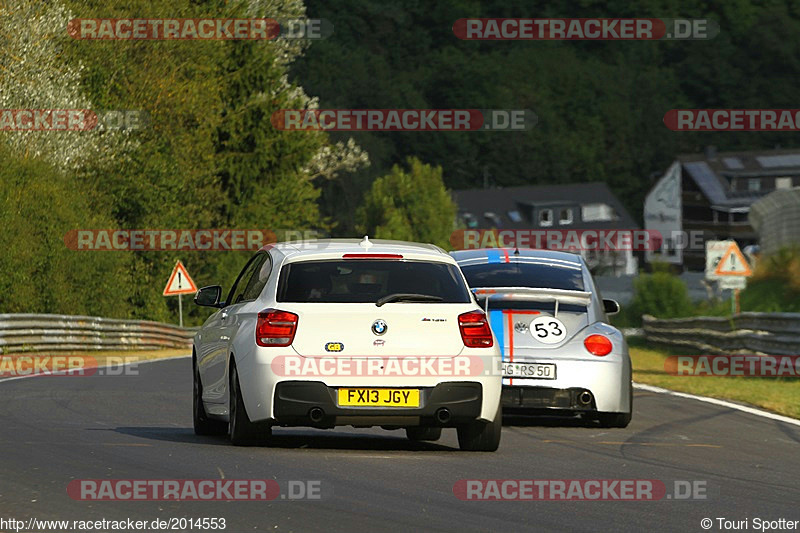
[360,235,373,250]
[514,246,520,255]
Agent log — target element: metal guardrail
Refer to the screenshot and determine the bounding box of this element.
[6,312,794,355]
[642,313,800,355]
[0,314,197,354]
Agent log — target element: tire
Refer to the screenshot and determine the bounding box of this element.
[229,362,271,446]
[597,383,633,428]
[193,358,227,436]
[457,404,502,452]
[406,426,442,442]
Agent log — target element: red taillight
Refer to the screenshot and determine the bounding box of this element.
[458,311,493,348]
[342,253,404,259]
[584,334,612,356]
[256,309,299,347]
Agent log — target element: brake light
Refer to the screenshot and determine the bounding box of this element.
[458,311,493,348]
[342,253,404,259]
[584,334,612,356]
[256,309,299,347]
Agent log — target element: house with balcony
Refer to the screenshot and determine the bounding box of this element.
[644,147,800,270]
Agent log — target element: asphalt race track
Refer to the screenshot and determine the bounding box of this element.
[0,357,798,532]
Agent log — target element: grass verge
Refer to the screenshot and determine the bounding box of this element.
[630,340,800,420]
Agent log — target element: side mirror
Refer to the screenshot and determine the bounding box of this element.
[195,285,223,308]
[603,298,620,315]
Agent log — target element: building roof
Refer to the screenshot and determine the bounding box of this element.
[452,182,638,230]
[678,148,800,208]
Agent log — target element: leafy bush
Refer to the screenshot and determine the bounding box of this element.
[740,247,800,312]
[629,263,694,320]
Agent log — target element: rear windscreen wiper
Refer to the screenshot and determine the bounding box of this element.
[375,293,444,307]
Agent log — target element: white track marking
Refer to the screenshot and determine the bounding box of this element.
[634,382,800,428]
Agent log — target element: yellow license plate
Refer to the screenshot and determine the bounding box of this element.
[338,388,420,407]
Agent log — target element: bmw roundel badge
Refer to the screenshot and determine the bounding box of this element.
[371,319,387,336]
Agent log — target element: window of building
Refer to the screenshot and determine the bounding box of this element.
[462,213,478,228]
[748,178,761,192]
[507,210,523,222]
[581,203,616,222]
[484,212,502,227]
[539,209,553,227]
[776,177,793,189]
[559,208,573,225]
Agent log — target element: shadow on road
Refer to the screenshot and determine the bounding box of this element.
[111,426,456,451]
[502,414,600,428]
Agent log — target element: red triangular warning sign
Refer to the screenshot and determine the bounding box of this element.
[163,260,198,295]
[714,243,752,276]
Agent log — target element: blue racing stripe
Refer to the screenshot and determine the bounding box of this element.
[489,310,506,361]
[486,249,502,264]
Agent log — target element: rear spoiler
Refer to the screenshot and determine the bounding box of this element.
[471,287,592,316]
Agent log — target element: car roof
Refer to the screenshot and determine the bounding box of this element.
[451,248,584,266]
[263,238,454,263]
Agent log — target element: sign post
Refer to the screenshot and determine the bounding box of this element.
[705,240,752,315]
[163,260,198,327]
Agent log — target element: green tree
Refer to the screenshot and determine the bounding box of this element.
[356,157,456,248]
[295,0,800,229]
[0,144,134,316]
[52,0,367,323]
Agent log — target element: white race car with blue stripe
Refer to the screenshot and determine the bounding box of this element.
[451,248,632,428]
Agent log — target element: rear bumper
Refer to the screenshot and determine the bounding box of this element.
[273,381,483,428]
[502,386,597,413]
[500,357,631,413]
[235,347,502,423]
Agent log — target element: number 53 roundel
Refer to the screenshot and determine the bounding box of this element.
[529,315,567,345]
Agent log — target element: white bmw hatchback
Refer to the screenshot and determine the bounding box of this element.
[193,238,502,451]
